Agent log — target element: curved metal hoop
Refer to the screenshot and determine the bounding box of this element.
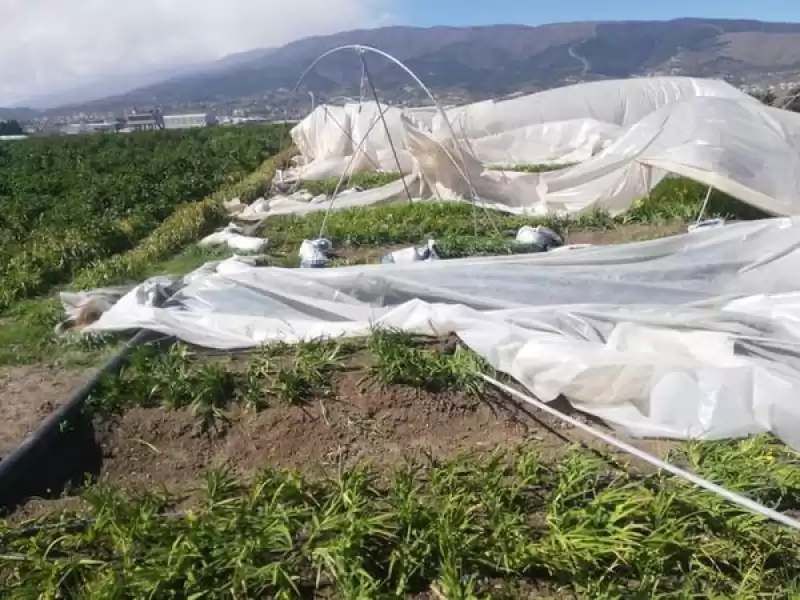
[281,44,486,206]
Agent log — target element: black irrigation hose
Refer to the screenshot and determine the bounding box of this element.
[0,329,158,508]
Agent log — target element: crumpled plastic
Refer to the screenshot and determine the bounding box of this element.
[382,239,439,264]
[199,223,269,252]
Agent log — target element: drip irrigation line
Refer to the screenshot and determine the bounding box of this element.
[0,329,158,508]
[480,373,800,532]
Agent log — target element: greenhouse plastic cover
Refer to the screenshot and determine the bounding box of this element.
[266,78,800,219]
[410,96,800,217]
[88,218,800,447]
[286,76,755,179]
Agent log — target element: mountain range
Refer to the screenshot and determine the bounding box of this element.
[10,17,800,117]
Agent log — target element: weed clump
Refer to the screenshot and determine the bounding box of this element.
[368,329,486,396]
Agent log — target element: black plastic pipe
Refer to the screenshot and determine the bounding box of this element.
[0,329,158,509]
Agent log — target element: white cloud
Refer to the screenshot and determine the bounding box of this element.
[0,0,395,106]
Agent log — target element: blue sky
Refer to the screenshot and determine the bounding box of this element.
[398,0,799,28]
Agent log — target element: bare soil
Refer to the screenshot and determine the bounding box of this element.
[0,365,91,458]
[564,223,687,245]
[94,372,535,495]
[91,371,675,503]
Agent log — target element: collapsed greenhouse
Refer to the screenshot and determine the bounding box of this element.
[6,42,800,598]
[67,71,800,457]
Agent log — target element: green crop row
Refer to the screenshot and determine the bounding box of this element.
[263,175,765,251]
[4,334,798,596]
[2,440,797,597]
[0,126,290,309]
[70,147,296,290]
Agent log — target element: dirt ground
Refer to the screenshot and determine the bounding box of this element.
[89,369,676,502]
[6,222,687,516]
[0,365,91,458]
[95,372,533,494]
[564,222,687,245]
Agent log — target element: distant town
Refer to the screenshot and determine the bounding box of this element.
[2,107,293,139]
[2,72,799,141]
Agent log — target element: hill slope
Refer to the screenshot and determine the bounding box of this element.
[44,18,800,113]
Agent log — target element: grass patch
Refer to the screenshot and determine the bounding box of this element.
[91,344,236,433]
[70,147,295,290]
[145,244,242,277]
[263,175,764,253]
[0,298,121,367]
[0,149,295,366]
[90,338,355,429]
[246,339,348,407]
[88,334,489,431]
[296,171,404,197]
[368,329,486,396]
[2,443,798,597]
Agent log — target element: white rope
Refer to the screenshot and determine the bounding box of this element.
[480,373,800,532]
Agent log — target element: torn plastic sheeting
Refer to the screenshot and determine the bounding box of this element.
[273,83,800,220]
[57,275,181,333]
[515,226,563,250]
[434,77,753,139]
[199,224,269,252]
[183,255,269,285]
[381,239,438,264]
[86,218,800,447]
[235,174,427,221]
[288,77,753,180]
[298,238,331,268]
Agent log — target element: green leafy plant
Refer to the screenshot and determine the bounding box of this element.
[368,329,486,396]
[2,445,798,597]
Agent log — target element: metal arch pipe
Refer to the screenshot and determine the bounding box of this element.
[283,44,485,205]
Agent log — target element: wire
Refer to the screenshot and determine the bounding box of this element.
[479,373,800,532]
[358,50,414,206]
[316,101,398,240]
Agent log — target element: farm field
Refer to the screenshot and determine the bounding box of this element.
[0,125,289,310]
[0,126,292,367]
[3,335,800,597]
[1,135,799,598]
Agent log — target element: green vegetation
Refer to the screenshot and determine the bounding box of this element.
[0,160,766,368]
[297,171,404,197]
[4,304,800,597]
[368,329,486,396]
[264,175,763,253]
[88,333,484,429]
[0,142,294,366]
[70,146,295,291]
[0,125,289,309]
[2,439,798,597]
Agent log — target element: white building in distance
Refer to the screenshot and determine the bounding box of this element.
[163,113,212,129]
